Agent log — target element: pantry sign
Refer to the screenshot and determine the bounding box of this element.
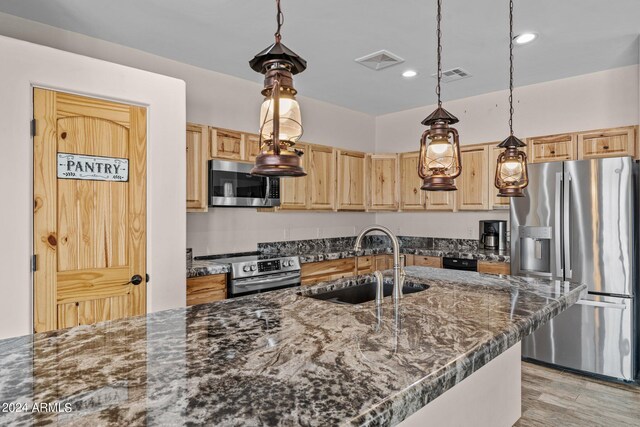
[57,153,129,182]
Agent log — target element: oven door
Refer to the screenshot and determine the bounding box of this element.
[209,160,280,207]
[229,271,301,297]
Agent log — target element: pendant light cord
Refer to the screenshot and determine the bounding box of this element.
[275,0,284,43]
[509,0,514,136]
[436,0,442,107]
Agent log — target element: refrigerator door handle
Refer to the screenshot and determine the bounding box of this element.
[554,172,564,279]
[563,173,572,280]
[576,299,627,310]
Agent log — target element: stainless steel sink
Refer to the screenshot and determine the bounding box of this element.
[303,282,428,305]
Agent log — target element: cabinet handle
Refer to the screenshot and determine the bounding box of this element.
[550,150,555,154]
[602,145,609,150]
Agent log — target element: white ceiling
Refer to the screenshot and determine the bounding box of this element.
[0,0,638,115]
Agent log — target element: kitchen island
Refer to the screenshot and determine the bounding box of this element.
[0,267,584,426]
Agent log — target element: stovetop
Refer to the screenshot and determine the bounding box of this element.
[195,252,300,278]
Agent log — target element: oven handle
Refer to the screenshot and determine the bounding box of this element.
[263,178,271,205]
[233,271,301,287]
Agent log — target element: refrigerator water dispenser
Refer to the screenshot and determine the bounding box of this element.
[519,226,552,274]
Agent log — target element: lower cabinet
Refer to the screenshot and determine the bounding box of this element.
[186,274,227,306]
[477,261,511,275]
[356,256,374,274]
[374,254,393,270]
[413,255,443,268]
[301,258,356,286]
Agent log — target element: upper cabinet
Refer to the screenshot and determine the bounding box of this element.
[280,143,310,210]
[527,133,577,163]
[367,154,399,211]
[210,128,244,160]
[244,133,262,162]
[577,126,636,160]
[488,144,510,210]
[186,123,209,212]
[336,150,366,211]
[308,144,336,210]
[399,152,426,211]
[457,144,490,211]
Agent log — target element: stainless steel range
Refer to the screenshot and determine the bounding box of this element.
[196,252,301,297]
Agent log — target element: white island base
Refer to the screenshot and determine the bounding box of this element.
[399,343,521,427]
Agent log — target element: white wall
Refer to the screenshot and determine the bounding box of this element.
[375,65,640,239]
[0,35,186,339]
[0,12,377,257]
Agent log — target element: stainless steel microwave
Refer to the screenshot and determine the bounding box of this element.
[208,160,280,207]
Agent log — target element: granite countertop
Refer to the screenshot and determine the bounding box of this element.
[187,259,230,278]
[187,246,510,278]
[0,267,584,426]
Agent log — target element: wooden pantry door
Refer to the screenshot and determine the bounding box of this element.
[33,88,147,333]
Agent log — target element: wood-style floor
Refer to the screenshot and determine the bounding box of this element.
[515,362,640,427]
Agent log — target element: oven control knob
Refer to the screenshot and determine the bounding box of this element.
[250,265,257,271]
[285,260,292,267]
[243,265,251,272]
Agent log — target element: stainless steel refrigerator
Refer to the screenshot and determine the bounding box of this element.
[511,156,638,381]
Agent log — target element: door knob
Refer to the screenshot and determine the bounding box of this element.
[131,275,143,286]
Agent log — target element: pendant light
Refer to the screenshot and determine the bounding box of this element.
[494,0,529,197]
[418,0,462,192]
[249,0,307,177]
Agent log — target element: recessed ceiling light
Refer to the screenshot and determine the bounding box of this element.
[402,70,418,78]
[514,33,537,45]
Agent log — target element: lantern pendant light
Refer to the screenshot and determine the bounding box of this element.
[418,0,462,192]
[495,0,529,197]
[249,0,307,177]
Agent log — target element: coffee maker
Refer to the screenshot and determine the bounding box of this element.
[479,220,508,251]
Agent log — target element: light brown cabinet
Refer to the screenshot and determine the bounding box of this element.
[210,127,244,160]
[488,144,510,210]
[457,144,490,211]
[244,133,262,162]
[413,255,442,268]
[336,150,366,211]
[478,261,510,275]
[186,274,227,306]
[308,144,336,210]
[367,154,399,211]
[301,258,356,286]
[425,188,456,211]
[527,133,577,163]
[577,126,636,160]
[280,143,310,210]
[399,152,426,210]
[186,123,209,213]
[374,254,393,270]
[356,256,374,274]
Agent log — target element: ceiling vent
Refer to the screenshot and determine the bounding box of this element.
[355,50,405,71]
[432,67,472,83]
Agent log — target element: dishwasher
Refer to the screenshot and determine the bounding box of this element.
[442,257,477,272]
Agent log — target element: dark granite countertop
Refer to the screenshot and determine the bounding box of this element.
[0,267,584,426]
[187,259,230,278]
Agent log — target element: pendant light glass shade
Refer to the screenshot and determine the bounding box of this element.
[248,0,307,177]
[259,94,302,144]
[418,116,462,191]
[495,142,528,197]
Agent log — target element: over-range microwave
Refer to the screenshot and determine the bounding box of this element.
[208,160,280,207]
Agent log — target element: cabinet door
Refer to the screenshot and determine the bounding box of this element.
[488,144,510,210]
[337,150,366,210]
[425,188,456,211]
[577,127,636,160]
[244,133,262,162]
[528,133,577,163]
[457,145,490,211]
[186,123,208,212]
[356,256,374,274]
[210,127,244,160]
[280,143,310,210]
[367,154,399,211]
[301,258,356,286]
[413,256,442,268]
[478,261,510,275]
[399,152,426,210]
[374,254,392,270]
[308,144,336,210]
[186,274,227,306]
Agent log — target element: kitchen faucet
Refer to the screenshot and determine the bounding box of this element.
[354,225,405,301]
